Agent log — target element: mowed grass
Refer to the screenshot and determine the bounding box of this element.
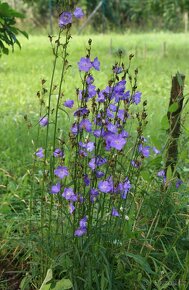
[0,32,189,177]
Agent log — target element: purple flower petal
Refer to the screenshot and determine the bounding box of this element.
[36,147,44,158]
[92,57,100,71]
[51,183,61,194]
[64,100,74,108]
[78,57,92,72]
[73,7,84,19]
[59,11,72,27]
[54,166,69,179]
[112,207,120,217]
[39,116,48,127]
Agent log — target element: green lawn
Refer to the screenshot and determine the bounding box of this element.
[0,32,189,175]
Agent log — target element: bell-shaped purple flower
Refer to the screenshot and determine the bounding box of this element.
[54,166,69,179]
[59,11,72,27]
[92,57,100,71]
[36,147,44,158]
[73,7,84,19]
[78,57,92,72]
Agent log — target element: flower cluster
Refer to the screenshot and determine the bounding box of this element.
[35,23,158,238]
[59,7,84,28]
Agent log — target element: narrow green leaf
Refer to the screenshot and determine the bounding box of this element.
[166,165,172,181]
[39,269,53,290]
[125,252,154,274]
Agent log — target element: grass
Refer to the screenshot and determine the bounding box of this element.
[0,32,189,289]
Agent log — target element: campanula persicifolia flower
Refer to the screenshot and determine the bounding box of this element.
[86,75,94,84]
[107,122,118,134]
[54,166,69,179]
[153,147,160,154]
[36,147,44,158]
[74,227,87,237]
[53,148,63,158]
[64,100,74,108]
[157,170,165,177]
[90,188,99,203]
[109,104,117,112]
[74,107,89,117]
[51,183,61,194]
[112,207,120,217]
[87,84,96,98]
[78,57,92,72]
[131,160,141,168]
[96,171,104,178]
[83,174,90,186]
[176,179,183,188]
[89,156,107,170]
[59,11,72,27]
[73,7,84,19]
[79,119,92,132]
[109,135,126,151]
[71,123,78,135]
[80,216,88,228]
[39,116,48,127]
[69,203,75,214]
[132,91,142,105]
[138,144,150,157]
[98,180,112,193]
[92,57,100,71]
[62,188,77,201]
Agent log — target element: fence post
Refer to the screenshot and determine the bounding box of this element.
[165,73,185,177]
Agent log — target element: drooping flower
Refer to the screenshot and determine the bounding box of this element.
[89,156,107,170]
[64,99,74,108]
[98,180,112,193]
[138,144,150,157]
[54,166,69,179]
[39,116,48,127]
[117,109,125,121]
[69,203,75,214]
[74,216,88,237]
[86,75,94,84]
[157,170,165,177]
[132,91,142,105]
[176,179,183,188]
[107,122,118,134]
[74,227,87,237]
[62,187,77,201]
[73,7,84,19]
[112,207,120,217]
[78,57,92,72]
[36,147,44,158]
[79,216,88,228]
[92,57,100,71]
[53,148,63,158]
[96,171,104,178]
[83,174,90,186]
[79,119,92,132]
[51,183,61,194]
[59,11,72,27]
[109,135,126,151]
[87,84,96,98]
[71,123,78,135]
[131,160,141,168]
[153,147,160,154]
[113,66,123,74]
[74,107,89,117]
[89,188,99,203]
